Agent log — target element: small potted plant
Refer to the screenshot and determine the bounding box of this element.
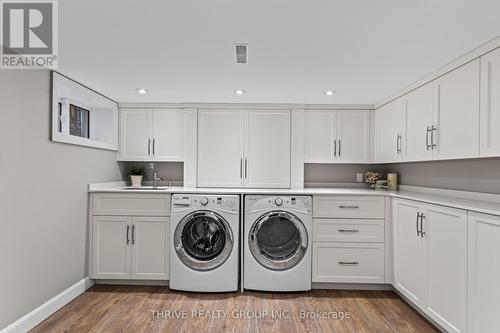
[129,166,144,187]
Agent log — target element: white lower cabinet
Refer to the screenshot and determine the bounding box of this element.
[92,215,169,280]
[468,212,500,333]
[393,199,467,333]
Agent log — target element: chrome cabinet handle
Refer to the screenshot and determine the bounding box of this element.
[245,158,248,179]
[334,139,337,157]
[152,138,155,157]
[339,205,360,209]
[426,126,431,150]
[338,140,341,157]
[240,158,243,179]
[126,225,130,244]
[131,225,136,244]
[431,126,437,149]
[396,134,402,154]
[147,139,151,157]
[416,212,421,236]
[338,261,359,266]
[419,214,426,237]
[338,229,359,233]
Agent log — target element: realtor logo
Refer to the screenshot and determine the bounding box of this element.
[1,0,58,68]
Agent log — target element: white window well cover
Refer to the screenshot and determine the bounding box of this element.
[52,72,118,150]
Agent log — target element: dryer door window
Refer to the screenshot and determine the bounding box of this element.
[249,211,308,271]
[174,211,233,271]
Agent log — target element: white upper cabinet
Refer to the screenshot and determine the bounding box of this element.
[119,108,184,161]
[245,110,290,188]
[404,82,434,161]
[480,47,500,157]
[374,99,405,163]
[120,108,153,161]
[305,110,369,163]
[197,109,245,188]
[197,109,291,188]
[433,59,480,160]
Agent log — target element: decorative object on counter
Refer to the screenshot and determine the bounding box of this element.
[387,173,398,190]
[365,171,380,189]
[375,180,389,191]
[129,166,144,187]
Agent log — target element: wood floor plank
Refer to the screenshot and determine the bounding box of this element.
[30,286,439,333]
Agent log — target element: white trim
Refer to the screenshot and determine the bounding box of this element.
[118,102,374,110]
[311,283,393,290]
[375,35,500,109]
[1,277,94,333]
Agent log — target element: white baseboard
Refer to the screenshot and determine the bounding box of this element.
[312,282,393,291]
[1,277,94,333]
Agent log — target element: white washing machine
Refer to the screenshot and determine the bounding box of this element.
[244,195,312,291]
[170,194,240,292]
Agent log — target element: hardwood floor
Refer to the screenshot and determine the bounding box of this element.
[31,285,439,333]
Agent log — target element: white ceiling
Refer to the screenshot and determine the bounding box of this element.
[59,0,500,104]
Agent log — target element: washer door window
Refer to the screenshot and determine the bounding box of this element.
[249,211,308,271]
[174,211,233,271]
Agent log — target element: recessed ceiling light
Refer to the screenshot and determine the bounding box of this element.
[235,89,245,95]
[324,90,336,96]
[135,88,148,94]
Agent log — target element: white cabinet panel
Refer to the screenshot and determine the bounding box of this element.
[404,82,434,161]
[119,108,153,161]
[468,212,500,333]
[424,205,467,333]
[313,196,385,219]
[312,242,385,283]
[374,99,405,163]
[393,199,426,306]
[313,219,384,243]
[305,111,336,162]
[337,111,370,163]
[434,59,480,160]
[480,48,500,157]
[131,217,169,280]
[197,109,245,188]
[92,216,131,279]
[245,110,290,188]
[152,109,184,161]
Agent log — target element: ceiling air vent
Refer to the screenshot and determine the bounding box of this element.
[235,44,248,64]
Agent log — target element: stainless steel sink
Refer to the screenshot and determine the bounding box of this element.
[122,186,170,191]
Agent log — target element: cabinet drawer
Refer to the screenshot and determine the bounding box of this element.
[313,219,384,242]
[313,196,385,218]
[92,193,170,216]
[312,242,385,283]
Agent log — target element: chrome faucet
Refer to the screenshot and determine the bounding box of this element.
[150,163,162,188]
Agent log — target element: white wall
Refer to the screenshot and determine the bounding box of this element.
[0,70,122,329]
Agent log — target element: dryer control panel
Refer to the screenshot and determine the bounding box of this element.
[245,195,312,213]
[172,194,239,212]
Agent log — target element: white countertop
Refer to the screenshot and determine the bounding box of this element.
[88,182,500,216]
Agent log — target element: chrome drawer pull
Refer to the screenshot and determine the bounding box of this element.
[338,229,359,233]
[338,261,359,266]
[338,205,360,209]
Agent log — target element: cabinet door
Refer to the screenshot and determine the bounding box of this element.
[374,99,405,163]
[245,110,291,188]
[433,59,480,160]
[92,216,131,279]
[468,212,500,333]
[337,111,370,163]
[197,109,244,187]
[405,83,434,161]
[119,108,152,161]
[424,205,467,333]
[480,48,500,157]
[131,217,169,280]
[392,199,426,307]
[152,109,184,161]
[304,111,336,163]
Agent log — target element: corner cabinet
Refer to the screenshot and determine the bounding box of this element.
[90,193,170,280]
[393,199,467,333]
[197,109,290,188]
[305,110,370,163]
[119,108,184,161]
[374,99,405,163]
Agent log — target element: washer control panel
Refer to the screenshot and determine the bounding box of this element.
[246,195,312,213]
[172,194,239,212]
